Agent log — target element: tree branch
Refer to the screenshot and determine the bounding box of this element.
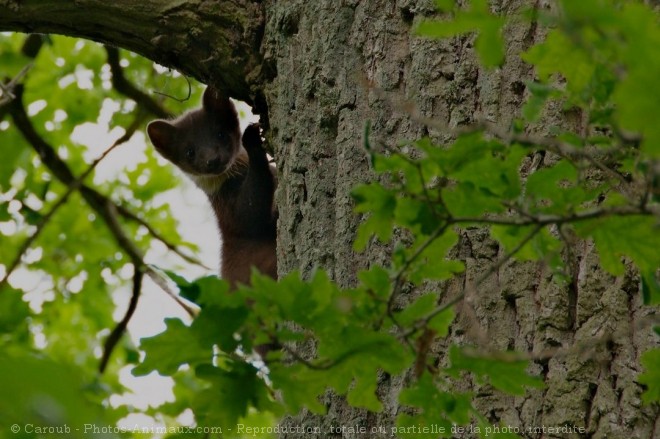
[105,46,172,119]
[0,0,266,102]
[115,205,209,269]
[0,62,33,107]
[449,205,658,227]
[99,202,196,371]
[280,343,382,371]
[99,264,143,373]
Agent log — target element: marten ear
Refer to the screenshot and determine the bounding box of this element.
[147,120,176,152]
[203,87,230,113]
[202,87,238,127]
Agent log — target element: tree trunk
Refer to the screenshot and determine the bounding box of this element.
[262,0,658,437]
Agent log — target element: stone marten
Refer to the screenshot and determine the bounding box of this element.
[147,87,277,288]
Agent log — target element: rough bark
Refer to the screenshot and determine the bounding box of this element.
[0,0,265,102]
[263,0,659,438]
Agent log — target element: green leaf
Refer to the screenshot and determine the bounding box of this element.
[269,363,327,414]
[396,294,439,327]
[193,362,273,428]
[352,183,396,250]
[373,153,424,194]
[474,17,505,67]
[195,275,234,307]
[318,330,409,375]
[444,182,507,217]
[418,0,504,67]
[394,197,438,235]
[133,318,210,376]
[641,271,660,306]
[527,160,577,195]
[0,287,30,336]
[396,293,455,337]
[0,135,33,193]
[434,0,455,12]
[490,224,560,263]
[428,307,455,336]
[612,3,660,157]
[639,348,660,404]
[191,305,248,353]
[522,81,560,122]
[0,352,109,435]
[0,200,11,222]
[278,328,410,412]
[407,230,465,283]
[163,269,201,302]
[450,142,524,201]
[525,160,594,215]
[575,216,660,276]
[522,30,596,95]
[397,373,472,438]
[358,265,392,300]
[447,346,544,395]
[347,372,382,412]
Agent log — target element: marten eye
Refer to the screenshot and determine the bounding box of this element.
[218,131,227,141]
[185,147,195,159]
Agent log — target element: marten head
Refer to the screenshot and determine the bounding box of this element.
[147,87,245,193]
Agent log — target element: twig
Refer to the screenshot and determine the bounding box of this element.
[401,223,544,339]
[98,202,197,372]
[363,79,639,198]
[115,205,209,269]
[378,174,655,341]
[153,76,193,103]
[449,204,657,227]
[387,224,451,315]
[0,62,33,106]
[144,266,197,318]
[94,199,145,374]
[105,46,172,119]
[103,201,145,264]
[99,265,143,373]
[281,342,385,371]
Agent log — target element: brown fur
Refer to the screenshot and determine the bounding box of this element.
[147,88,277,288]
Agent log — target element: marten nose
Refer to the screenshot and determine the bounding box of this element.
[206,157,223,172]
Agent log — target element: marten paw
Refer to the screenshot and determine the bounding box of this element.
[242,123,263,153]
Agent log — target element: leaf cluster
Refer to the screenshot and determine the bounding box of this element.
[0,34,205,436]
